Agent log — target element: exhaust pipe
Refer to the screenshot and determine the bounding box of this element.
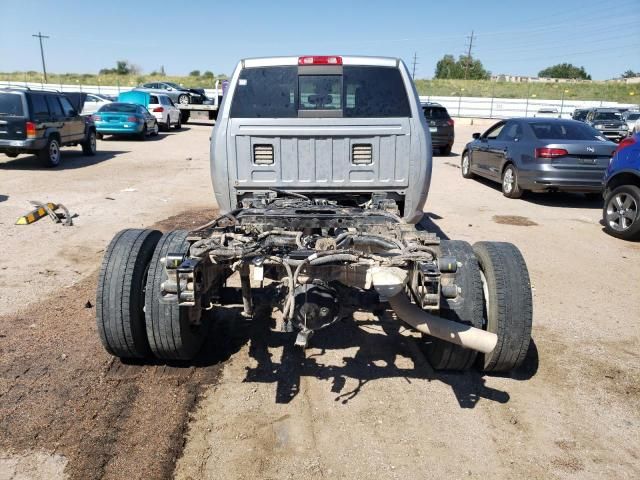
[371,267,497,354]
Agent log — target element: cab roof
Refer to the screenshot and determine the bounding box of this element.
[241,56,400,68]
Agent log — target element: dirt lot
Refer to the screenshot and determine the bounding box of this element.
[0,118,638,480]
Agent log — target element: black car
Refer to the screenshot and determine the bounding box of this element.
[571,108,589,122]
[461,118,616,198]
[0,88,97,167]
[422,102,454,155]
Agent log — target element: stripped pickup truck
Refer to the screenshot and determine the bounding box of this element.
[96,55,532,373]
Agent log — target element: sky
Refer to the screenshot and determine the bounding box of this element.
[1,0,638,80]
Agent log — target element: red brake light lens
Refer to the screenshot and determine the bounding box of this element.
[25,121,36,138]
[535,147,568,159]
[152,107,164,112]
[614,136,636,155]
[447,119,454,127]
[298,56,343,65]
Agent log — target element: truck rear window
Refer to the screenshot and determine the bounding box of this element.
[0,94,24,116]
[230,66,411,118]
[422,107,450,119]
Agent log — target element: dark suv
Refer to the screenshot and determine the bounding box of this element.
[0,88,97,167]
[422,102,454,155]
[585,108,629,143]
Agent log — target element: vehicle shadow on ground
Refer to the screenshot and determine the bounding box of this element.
[183,121,215,127]
[417,212,450,240]
[471,175,603,209]
[161,127,193,134]
[433,150,458,157]
[239,301,538,408]
[0,194,8,202]
[100,133,167,142]
[0,150,126,170]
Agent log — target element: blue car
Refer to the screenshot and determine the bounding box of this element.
[603,134,640,240]
[93,102,158,140]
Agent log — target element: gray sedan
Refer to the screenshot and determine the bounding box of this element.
[461,118,617,198]
[134,82,206,105]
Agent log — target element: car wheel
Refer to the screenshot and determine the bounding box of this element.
[178,94,189,105]
[174,114,182,130]
[603,185,640,240]
[502,164,523,199]
[151,122,159,136]
[81,130,97,156]
[461,151,474,179]
[39,137,61,167]
[138,125,147,141]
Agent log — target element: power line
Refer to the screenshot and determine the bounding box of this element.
[32,32,49,83]
[411,52,418,79]
[464,30,475,79]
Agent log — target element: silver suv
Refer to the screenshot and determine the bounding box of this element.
[211,56,431,224]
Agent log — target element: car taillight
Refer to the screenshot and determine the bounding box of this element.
[152,107,164,112]
[127,116,139,122]
[614,136,636,154]
[25,121,36,138]
[447,119,454,127]
[298,55,343,65]
[93,115,102,122]
[535,147,568,159]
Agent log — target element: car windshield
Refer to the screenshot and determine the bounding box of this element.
[98,103,139,113]
[422,107,449,119]
[529,121,602,140]
[0,94,24,116]
[594,112,622,121]
[230,66,410,118]
[573,110,588,120]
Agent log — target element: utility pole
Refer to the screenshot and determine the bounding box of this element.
[32,32,49,83]
[411,52,418,80]
[464,30,475,80]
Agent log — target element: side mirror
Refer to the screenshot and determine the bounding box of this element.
[472,132,481,139]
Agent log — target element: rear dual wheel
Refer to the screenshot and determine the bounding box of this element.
[423,240,532,373]
[96,229,206,361]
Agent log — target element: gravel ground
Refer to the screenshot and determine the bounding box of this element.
[0,118,638,479]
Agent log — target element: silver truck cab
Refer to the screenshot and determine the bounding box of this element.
[210,55,431,224]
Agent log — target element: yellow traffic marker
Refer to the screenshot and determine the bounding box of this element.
[16,203,58,225]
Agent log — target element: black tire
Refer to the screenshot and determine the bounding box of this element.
[81,130,97,156]
[502,164,523,199]
[603,184,640,240]
[38,136,61,167]
[461,151,474,179]
[441,144,452,156]
[180,111,190,124]
[473,241,533,372]
[174,114,182,130]
[178,94,189,105]
[5,152,19,158]
[138,125,147,141]
[96,229,162,359]
[422,240,483,371]
[145,230,205,361]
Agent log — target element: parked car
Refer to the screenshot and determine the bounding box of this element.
[421,102,454,155]
[461,118,617,198]
[147,94,181,131]
[602,134,640,240]
[93,102,158,140]
[0,87,97,166]
[64,92,112,116]
[572,108,589,122]
[622,111,640,134]
[585,108,629,142]
[534,107,560,118]
[135,82,206,105]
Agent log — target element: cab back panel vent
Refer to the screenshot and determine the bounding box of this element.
[352,143,372,165]
[253,144,274,165]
